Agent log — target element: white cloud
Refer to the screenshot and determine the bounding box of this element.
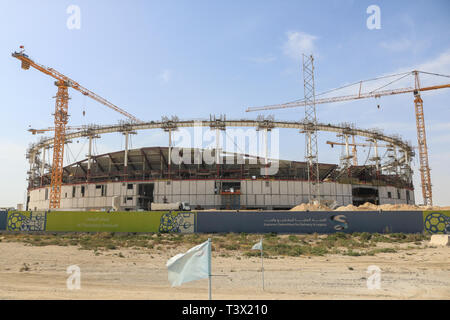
[385,48,450,89]
[0,140,28,207]
[316,48,450,103]
[380,39,412,52]
[159,69,172,84]
[283,31,318,60]
[245,55,277,64]
[432,133,450,143]
[367,121,415,133]
[428,121,450,132]
[413,49,450,76]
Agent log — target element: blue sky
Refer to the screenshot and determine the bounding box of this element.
[0,0,449,206]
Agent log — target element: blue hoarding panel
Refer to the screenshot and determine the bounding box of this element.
[0,211,8,231]
[196,211,423,234]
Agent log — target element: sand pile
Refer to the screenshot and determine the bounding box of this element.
[334,204,360,211]
[290,203,331,211]
[333,203,450,211]
[334,204,359,211]
[355,202,379,210]
[378,204,421,211]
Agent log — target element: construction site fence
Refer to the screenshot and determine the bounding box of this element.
[0,210,448,235]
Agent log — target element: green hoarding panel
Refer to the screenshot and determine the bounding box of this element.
[46,211,195,233]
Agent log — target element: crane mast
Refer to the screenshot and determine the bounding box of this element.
[12,47,142,209]
[413,71,432,206]
[302,55,320,203]
[49,81,69,208]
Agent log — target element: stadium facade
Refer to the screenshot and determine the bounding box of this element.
[27,146,415,211]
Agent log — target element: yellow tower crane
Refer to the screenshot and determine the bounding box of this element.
[12,46,143,209]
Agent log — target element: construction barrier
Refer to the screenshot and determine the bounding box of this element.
[2,211,194,233]
[0,211,7,231]
[423,211,450,234]
[196,211,424,234]
[0,210,449,234]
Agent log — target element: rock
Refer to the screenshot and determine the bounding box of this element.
[429,235,449,246]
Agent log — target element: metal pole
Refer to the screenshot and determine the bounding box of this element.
[261,238,264,291]
[208,238,212,300]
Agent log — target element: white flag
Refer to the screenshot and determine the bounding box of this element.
[166,240,210,287]
[252,239,263,250]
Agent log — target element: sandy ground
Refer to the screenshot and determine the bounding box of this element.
[0,241,449,300]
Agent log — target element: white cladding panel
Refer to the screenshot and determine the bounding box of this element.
[189,181,197,195]
[280,181,288,194]
[205,180,215,194]
[181,181,190,195]
[253,181,261,194]
[197,181,206,194]
[172,181,181,194]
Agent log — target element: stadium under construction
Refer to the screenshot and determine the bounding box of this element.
[26,119,415,211]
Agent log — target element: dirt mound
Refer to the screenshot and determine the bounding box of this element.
[356,202,380,210]
[333,203,450,211]
[334,204,359,211]
[378,204,420,211]
[290,203,331,211]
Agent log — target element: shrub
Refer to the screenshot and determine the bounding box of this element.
[309,246,328,256]
[344,249,361,256]
[359,232,372,241]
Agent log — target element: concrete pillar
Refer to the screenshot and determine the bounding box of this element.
[264,128,268,176]
[344,135,350,164]
[215,127,221,178]
[30,151,36,182]
[215,128,222,164]
[87,135,93,181]
[124,132,129,174]
[374,141,379,172]
[392,146,398,175]
[40,147,46,186]
[168,129,172,178]
[87,135,93,171]
[40,147,46,176]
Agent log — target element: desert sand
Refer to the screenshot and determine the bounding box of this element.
[0,241,448,300]
[290,202,450,212]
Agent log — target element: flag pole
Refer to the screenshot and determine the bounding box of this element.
[208,238,212,300]
[261,238,264,291]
